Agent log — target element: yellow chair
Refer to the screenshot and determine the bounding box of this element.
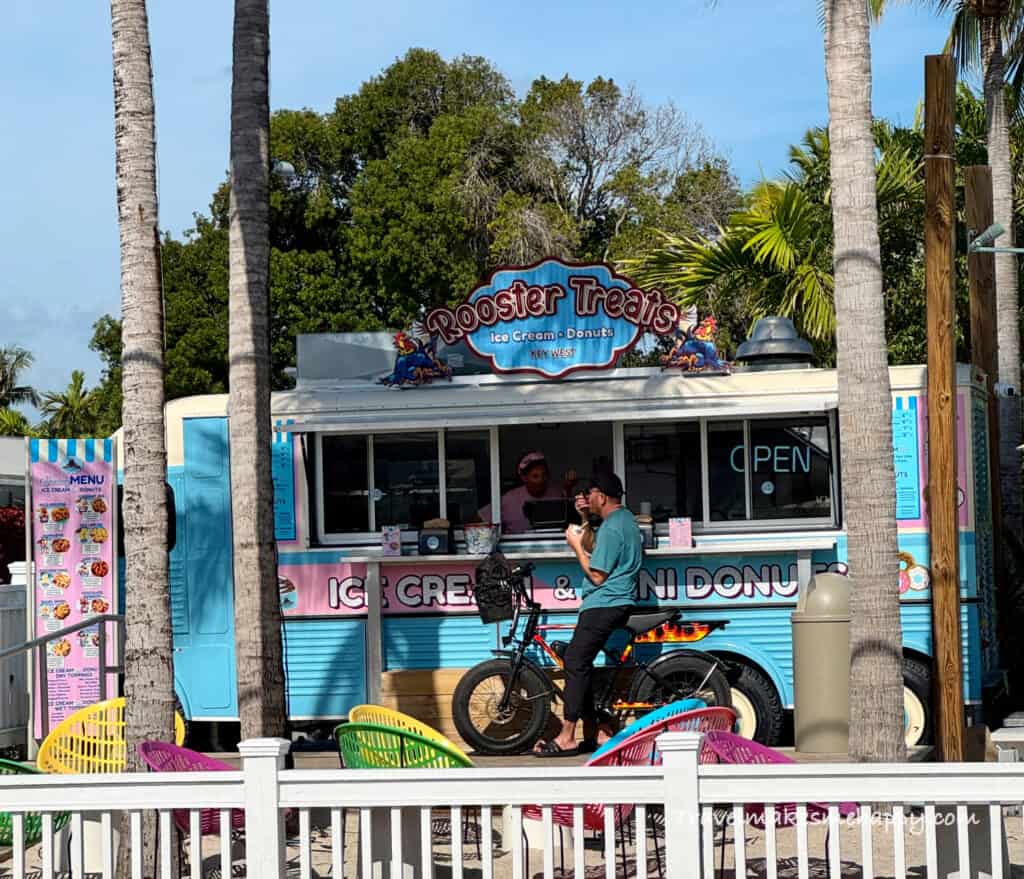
[347,704,466,753]
[37,697,186,774]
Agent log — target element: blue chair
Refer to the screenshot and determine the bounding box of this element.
[591,698,707,759]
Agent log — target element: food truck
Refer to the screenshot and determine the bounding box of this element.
[120,260,998,748]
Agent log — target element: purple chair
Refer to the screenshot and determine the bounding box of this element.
[137,742,245,836]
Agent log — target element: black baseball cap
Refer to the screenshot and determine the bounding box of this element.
[586,471,624,500]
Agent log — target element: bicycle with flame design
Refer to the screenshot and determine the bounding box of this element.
[452,559,731,755]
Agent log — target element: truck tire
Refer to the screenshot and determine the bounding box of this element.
[453,659,552,755]
[729,663,784,746]
[904,656,931,748]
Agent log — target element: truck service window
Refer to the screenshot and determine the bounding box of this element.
[321,435,370,533]
[624,422,703,523]
[708,421,747,522]
[492,422,613,533]
[445,430,491,527]
[748,419,832,520]
[374,434,440,530]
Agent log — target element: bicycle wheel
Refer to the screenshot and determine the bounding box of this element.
[452,659,552,755]
[628,651,732,709]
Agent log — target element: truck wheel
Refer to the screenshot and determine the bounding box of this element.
[729,663,784,746]
[904,656,931,748]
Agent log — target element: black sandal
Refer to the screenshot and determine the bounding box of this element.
[533,739,581,758]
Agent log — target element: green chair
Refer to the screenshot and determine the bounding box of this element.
[334,722,474,770]
[0,758,71,848]
[334,722,479,859]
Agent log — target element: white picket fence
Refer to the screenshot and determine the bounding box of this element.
[2,732,1024,879]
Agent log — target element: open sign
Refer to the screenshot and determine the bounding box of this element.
[730,444,812,474]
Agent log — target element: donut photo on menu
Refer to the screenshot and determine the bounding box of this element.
[51,538,71,554]
[91,560,110,579]
[91,497,108,514]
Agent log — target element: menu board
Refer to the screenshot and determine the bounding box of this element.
[892,396,921,520]
[29,438,116,736]
[271,426,296,541]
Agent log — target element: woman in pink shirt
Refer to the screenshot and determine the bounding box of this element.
[480,451,576,533]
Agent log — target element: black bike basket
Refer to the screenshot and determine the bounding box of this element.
[473,552,515,623]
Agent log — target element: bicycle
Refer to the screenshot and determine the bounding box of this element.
[452,555,732,755]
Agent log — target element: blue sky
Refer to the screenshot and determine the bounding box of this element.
[0,0,951,407]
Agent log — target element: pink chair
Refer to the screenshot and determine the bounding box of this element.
[701,731,858,826]
[522,709,735,876]
[702,731,860,879]
[137,742,245,836]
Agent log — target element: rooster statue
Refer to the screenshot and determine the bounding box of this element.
[381,327,453,388]
[661,315,731,373]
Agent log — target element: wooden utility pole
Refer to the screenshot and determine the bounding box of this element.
[965,166,1004,637]
[925,54,964,762]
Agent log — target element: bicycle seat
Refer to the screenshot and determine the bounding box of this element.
[624,609,679,636]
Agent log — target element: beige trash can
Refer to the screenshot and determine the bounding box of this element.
[792,572,850,754]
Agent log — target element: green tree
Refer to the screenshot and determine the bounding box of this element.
[40,371,96,437]
[882,0,1024,564]
[0,346,39,409]
[519,75,726,259]
[87,315,124,437]
[89,50,738,398]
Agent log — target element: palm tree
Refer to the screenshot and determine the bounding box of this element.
[621,183,836,342]
[40,371,96,437]
[228,0,287,740]
[824,0,906,762]
[0,408,37,438]
[110,0,175,866]
[0,347,39,409]
[620,127,923,348]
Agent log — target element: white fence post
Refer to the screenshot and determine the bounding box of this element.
[239,737,290,879]
[658,731,704,879]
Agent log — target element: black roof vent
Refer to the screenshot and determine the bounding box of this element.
[734,317,814,371]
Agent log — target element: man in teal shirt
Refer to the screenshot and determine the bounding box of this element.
[534,471,642,756]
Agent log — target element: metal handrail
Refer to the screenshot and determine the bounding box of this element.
[0,614,126,740]
[0,613,124,660]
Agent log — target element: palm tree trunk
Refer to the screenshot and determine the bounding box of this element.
[979,13,1024,569]
[110,0,174,872]
[229,0,287,740]
[824,0,905,762]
